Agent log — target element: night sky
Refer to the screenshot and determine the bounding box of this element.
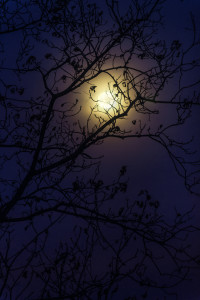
[0,0,200,299]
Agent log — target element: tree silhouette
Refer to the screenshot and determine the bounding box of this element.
[0,0,200,299]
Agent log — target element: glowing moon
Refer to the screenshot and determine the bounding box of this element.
[98,91,118,111]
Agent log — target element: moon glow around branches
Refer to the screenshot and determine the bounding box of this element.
[98,91,118,111]
[87,74,133,121]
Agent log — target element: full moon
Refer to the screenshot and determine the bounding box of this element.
[98,91,118,111]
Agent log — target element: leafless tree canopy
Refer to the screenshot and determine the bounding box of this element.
[0,0,200,299]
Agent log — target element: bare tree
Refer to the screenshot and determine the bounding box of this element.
[0,0,200,299]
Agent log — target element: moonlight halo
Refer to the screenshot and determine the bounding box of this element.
[98,91,118,111]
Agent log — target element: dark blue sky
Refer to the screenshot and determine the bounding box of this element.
[88,1,200,298]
